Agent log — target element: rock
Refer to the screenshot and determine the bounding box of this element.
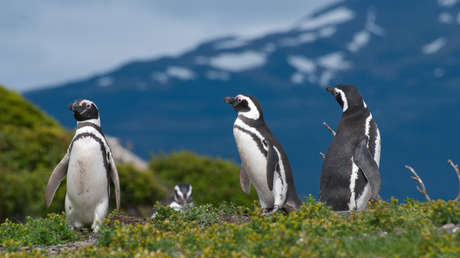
[106,136,149,171]
[441,224,460,234]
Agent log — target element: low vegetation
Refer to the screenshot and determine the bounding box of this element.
[0,198,459,257]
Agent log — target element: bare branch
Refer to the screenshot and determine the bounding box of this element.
[322,122,336,136]
[320,122,334,160]
[320,152,326,160]
[405,165,431,201]
[448,160,460,201]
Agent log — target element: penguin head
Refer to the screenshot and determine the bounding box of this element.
[223,94,263,120]
[326,84,366,113]
[69,99,100,122]
[173,183,193,205]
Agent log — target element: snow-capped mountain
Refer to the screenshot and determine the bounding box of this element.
[25,0,460,201]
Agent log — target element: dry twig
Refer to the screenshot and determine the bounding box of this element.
[405,165,431,201]
[448,160,460,201]
[320,122,336,160]
[320,152,326,160]
[322,122,336,136]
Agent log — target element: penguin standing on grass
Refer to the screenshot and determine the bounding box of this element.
[224,94,302,215]
[45,99,120,232]
[320,84,381,211]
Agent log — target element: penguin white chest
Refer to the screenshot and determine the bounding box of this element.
[233,126,273,204]
[66,137,109,224]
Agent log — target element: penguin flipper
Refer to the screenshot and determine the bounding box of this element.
[45,153,69,207]
[266,144,279,191]
[353,137,382,199]
[240,166,251,194]
[108,153,121,211]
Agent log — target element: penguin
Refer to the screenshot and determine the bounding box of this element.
[44,99,120,232]
[320,84,381,211]
[224,94,302,215]
[151,183,193,218]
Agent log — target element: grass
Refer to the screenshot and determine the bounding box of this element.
[0,198,459,257]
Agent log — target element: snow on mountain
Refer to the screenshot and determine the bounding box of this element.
[214,37,248,50]
[208,51,267,72]
[422,37,447,54]
[98,76,114,87]
[297,7,355,30]
[347,31,370,52]
[438,0,458,8]
[166,66,195,80]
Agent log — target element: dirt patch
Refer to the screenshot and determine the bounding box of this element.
[0,238,96,256]
[220,214,251,224]
[109,214,146,225]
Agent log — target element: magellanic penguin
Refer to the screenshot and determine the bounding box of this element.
[320,84,382,211]
[224,94,302,215]
[151,183,194,218]
[44,99,120,232]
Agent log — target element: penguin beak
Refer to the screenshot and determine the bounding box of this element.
[69,101,84,113]
[326,87,335,94]
[224,96,236,104]
[224,96,240,107]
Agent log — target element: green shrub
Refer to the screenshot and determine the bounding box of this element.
[117,164,167,216]
[92,199,460,257]
[150,151,258,206]
[0,86,71,220]
[0,86,58,128]
[0,213,77,250]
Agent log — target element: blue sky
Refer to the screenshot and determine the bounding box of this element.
[0,0,338,91]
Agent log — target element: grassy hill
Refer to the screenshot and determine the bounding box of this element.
[0,86,72,219]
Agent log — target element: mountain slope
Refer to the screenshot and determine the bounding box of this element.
[24,0,460,201]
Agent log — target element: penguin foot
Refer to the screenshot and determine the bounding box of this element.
[263,205,281,216]
[89,232,99,241]
[261,208,273,216]
[91,224,100,233]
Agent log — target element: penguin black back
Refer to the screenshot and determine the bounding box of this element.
[320,84,381,211]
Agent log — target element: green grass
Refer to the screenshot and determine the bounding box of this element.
[0,213,79,252]
[1,198,459,257]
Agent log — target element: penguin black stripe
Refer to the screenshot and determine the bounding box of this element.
[238,115,265,127]
[69,132,110,173]
[77,122,106,139]
[368,120,378,161]
[233,125,268,156]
